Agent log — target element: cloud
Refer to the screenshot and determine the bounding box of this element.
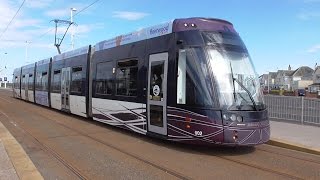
[112,11,149,20]
[307,44,320,53]
[297,11,320,20]
[25,0,55,8]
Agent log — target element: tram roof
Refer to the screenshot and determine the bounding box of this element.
[21,62,35,70]
[36,58,51,66]
[95,17,236,51]
[53,45,90,62]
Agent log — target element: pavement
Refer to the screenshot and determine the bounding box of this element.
[0,114,43,180]
[268,120,320,155]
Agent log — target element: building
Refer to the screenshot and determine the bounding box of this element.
[259,72,277,91]
[291,66,314,90]
[274,65,294,90]
[263,65,315,92]
[308,66,320,94]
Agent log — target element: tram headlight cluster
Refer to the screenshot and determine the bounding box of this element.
[183,23,197,28]
[222,113,243,122]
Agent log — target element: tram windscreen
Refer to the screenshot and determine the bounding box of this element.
[204,32,265,110]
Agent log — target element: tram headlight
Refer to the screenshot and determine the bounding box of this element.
[230,114,237,121]
[222,113,243,122]
[236,116,243,122]
[222,114,229,120]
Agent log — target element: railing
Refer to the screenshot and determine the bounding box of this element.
[264,95,320,126]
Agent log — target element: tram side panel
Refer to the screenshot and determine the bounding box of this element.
[21,63,36,102]
[35,58,51,107]
[91,40,147,134]
[20,74,26,100]
[50,57,63,110]
[67,46,91,117]
[12,68,22,99]
[51,46,91,117]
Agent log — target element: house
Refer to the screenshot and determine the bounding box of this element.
[291,66,314,90]
[259,72,277,90]
[274,66,294,90]
[308,66,320,94]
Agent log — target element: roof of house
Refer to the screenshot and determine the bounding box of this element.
[276,70,294,77]
[292,66,314,77]
[269,72,277,79]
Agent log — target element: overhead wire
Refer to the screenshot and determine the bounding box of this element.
[30,0,102,42]
[0,0,26,40]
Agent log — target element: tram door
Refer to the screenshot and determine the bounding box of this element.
[61,67,71,111]
[147,52,168,135]
[24,75,29,100]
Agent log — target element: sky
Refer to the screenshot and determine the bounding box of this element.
[0,0,320,81]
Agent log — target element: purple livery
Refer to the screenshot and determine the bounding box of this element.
[13,17,269,147]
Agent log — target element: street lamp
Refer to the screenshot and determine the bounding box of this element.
[70,8,77,50]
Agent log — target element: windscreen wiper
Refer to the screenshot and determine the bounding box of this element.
[233,77,258,111]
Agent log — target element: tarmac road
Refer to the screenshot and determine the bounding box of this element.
[0,89,320,179]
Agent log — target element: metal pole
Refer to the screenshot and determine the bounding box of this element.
[268,73,270,94]
[25,41,28,63]
[70,8,76,50]
[301,96,304,125]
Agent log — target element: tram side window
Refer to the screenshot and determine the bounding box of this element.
[71,67,82,94]
[116,59,138,96]
[176,48,214,107]
[35,72,41,90]
[96,61,113,95]
[21,75,26,89]
[41,72,48,91]
[14,76,18,88]
[52,70,61,93]
[28,74,34,90]
[15,76,21,89]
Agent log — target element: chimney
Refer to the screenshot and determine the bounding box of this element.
[288,64,291,71]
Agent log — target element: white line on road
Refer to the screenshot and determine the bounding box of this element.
[0,110,9,119]
[0,96,12,104]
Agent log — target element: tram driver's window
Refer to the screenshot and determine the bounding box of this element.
[177,49,186,104]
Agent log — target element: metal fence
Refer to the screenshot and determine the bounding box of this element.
[264,95,320,126]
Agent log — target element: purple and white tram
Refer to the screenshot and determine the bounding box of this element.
[13,17,270,146]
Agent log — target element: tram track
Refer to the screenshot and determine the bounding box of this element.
[31,110,191,180]
[2,111,88,180]
[33,109,303,180]
[1,91,319,179]
[7,97,191,180]
[214,155,303,180]
[256,147,320,165]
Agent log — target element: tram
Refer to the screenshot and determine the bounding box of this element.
[12,17,270,146]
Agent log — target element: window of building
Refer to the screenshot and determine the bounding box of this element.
[71,67,82,94]
[28,74,34,90]
[116,59,138,96]
[52,70,61,93]
[96,61,113,95]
